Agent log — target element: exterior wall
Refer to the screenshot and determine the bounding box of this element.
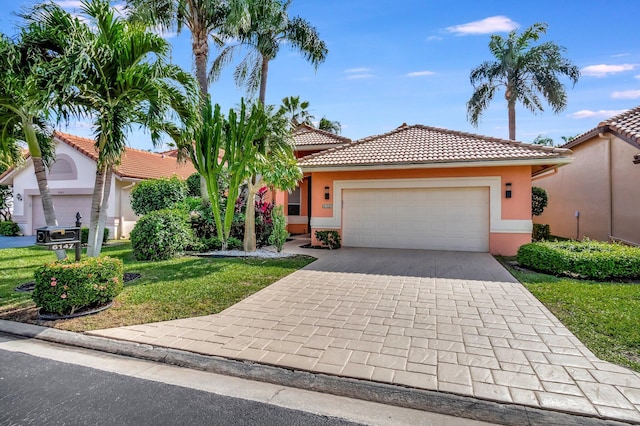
[307,166,532,255]
[116,180,139,239]
[535,135,640,245]
[287,177,310,234]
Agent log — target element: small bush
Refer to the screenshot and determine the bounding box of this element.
[0,220,20,236]
[131,209,192,261]
[130,176,187,216]
[227,236,243,250]
[80,227,109,245]
[532,224,550,241]
[186,173,201,197]
[315,230,341,249]
[268,206,288,252]
[32,256,123,316]
[517,240,640,280]
[532,187,548,216]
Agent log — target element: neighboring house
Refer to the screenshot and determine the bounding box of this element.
[283,124,572,256]
[534,107,640,245]
[0,132,196,238]
[284,125,351,234]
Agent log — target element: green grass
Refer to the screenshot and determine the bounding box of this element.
[500,258,640,372]
[0,242,314,331]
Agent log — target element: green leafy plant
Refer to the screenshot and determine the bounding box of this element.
[315,230,341,249]
[532,223,550,241]
[81,227,109,245]
[227,237,243,250]
[532,187,548,216]
[32,256,123,316]
[185,173,201,198]
[268,205,288,252]
[0,220,20,236]
[130,176,188,216]
[131,209,193,261]
[517,240,640,280]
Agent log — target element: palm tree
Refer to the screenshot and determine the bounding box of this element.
[279,96,314,128]
[467,23,580,140]
[318,116,341,135]
[125,0,226,97]
[25,0,200,257]
[0,33,67,259]
[210,0,328,104]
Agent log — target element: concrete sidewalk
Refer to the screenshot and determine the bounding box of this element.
[84,242,640,424]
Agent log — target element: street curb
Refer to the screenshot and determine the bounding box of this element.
[0,320,632,426]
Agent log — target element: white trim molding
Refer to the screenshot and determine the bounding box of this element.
[310,177,532,234]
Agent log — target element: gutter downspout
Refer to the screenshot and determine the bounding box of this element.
[600,133,614,241]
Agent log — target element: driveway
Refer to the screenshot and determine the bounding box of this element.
[90,245,640,423]
[0,235,36,249]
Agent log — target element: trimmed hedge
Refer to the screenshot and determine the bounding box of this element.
[0,220,20,236]
[532,224,550,241]
[131,209,192,261]
[517,240,640,280]
[130,176,187,216]
[315,230,341,249]
[81,227,109,245]
[32,256,123,316]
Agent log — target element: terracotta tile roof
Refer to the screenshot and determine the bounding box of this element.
[293,124,351,148]
[54,132,196,180]
[564,106,640,149]
[298,124,571,168]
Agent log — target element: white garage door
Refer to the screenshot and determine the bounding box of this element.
[32,195,92,233]
[342,187,489,252]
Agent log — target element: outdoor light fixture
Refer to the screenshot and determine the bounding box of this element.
[16,193,22,201]
[324,186,330,200]
[505,182,512,199]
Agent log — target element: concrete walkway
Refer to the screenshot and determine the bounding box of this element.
[90,241,640,423]
[0,235,36,249]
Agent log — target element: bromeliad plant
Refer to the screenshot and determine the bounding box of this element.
[32,256,123,316]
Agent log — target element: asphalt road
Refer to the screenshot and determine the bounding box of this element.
[0,348,360,426]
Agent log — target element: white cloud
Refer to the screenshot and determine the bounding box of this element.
[568,109,628,119]
[446,16,519,35]
[635,75,640,80]
[406,71,436,77]
[345,67,371,74]
[611,89,640,99]
[581,64,635,77]
[54,0,83,8]
[345,74,373,80]
[611,53,630,58]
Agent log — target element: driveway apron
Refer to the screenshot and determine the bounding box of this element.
[90,243,640,423]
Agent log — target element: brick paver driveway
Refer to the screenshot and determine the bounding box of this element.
[91,245,640,423]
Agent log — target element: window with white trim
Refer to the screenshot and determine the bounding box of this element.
[288,186,301,216]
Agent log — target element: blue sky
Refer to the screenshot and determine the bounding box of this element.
[1,0,639,150]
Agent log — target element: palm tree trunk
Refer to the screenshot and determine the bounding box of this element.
[86,164,107,257]
[192,31,211,205]
[33,156,66,261]
[93,164,112,258]
[258,56,269,105]
[508,101,516,140]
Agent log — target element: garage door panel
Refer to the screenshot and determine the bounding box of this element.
[342,187,489,252]
[32,195,93,233]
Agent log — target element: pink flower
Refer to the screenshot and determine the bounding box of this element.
[51,277,56,281]
[50,282,57,287]
[61,294,67,299]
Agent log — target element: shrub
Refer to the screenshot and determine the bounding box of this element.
[532,224,550,241]
[80,227,109,245]
[315,230,341,249]
[268,205,288,252]
[130,176,187,216]
[532,187,548,217]
[186,173,201,197]
[227,236,243,250]
[517,240,640,280]
[131,209,192,261]
[32,256,123,316]
[0,220,20,236]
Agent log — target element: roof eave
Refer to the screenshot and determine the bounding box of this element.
[301,157,574,173]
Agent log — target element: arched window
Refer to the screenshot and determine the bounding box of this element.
[48,154,78,180]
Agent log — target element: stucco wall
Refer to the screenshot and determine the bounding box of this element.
[303,166,532,255]
[535,135,640,245]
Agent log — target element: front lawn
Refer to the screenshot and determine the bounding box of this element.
[0,242,314,332]
[504,262,640,372]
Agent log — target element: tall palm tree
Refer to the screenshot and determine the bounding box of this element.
[25,0,200,257]
[318,116,341,135]
[279,96,314,128]
[467,23,580,140]
[210,0,328,104]
[125,0,226,97]
[0,33,67,259]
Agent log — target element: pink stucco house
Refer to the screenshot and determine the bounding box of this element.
[282,124,572,256]
[534,107,640,245]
